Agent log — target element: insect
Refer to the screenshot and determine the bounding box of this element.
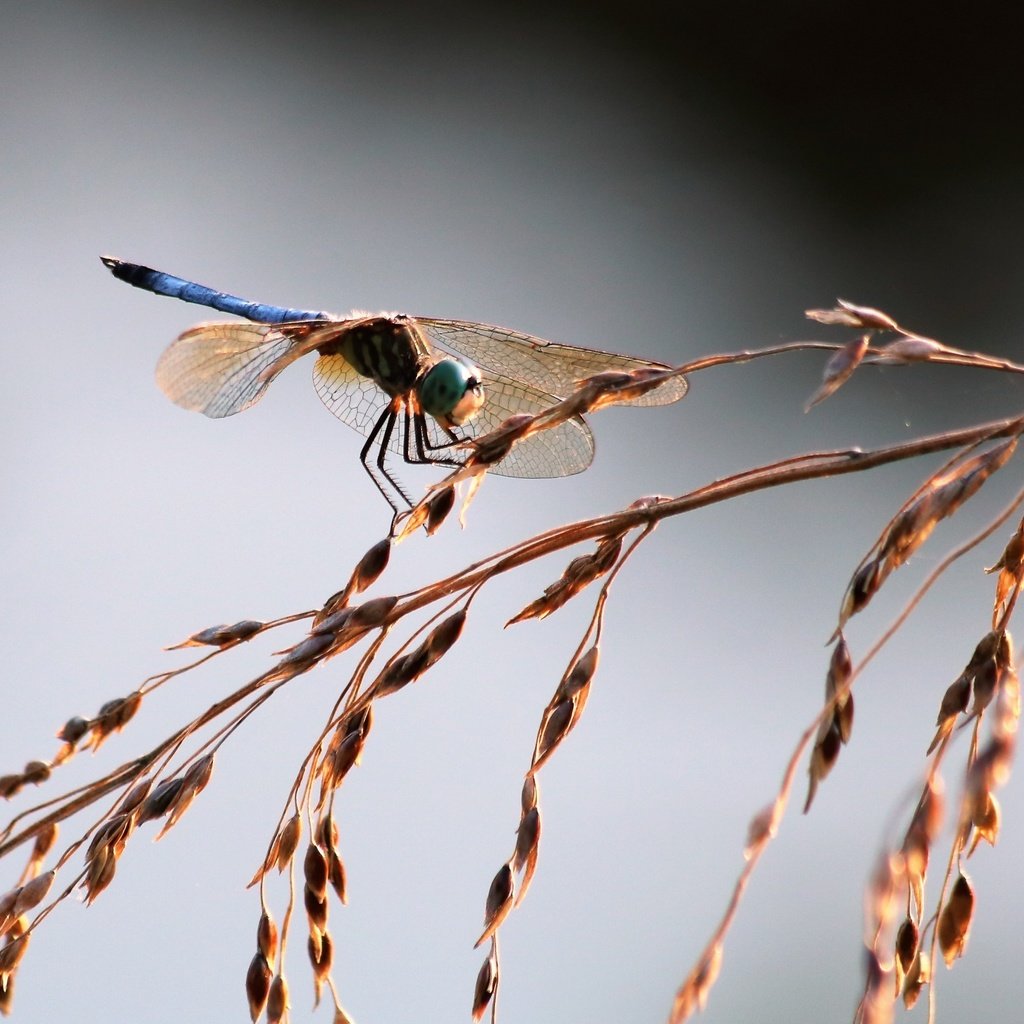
[102,257,688,513]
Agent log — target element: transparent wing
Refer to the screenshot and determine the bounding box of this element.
[313,351,395,441]
[313,352,593,479]
[156,322,304,418]
[414,317,689,408]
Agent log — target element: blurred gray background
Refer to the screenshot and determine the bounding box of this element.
[3,2,1024,1022]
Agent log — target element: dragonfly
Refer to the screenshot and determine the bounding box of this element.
[102,257,688,513]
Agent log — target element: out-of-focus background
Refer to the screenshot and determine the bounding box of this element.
[3,3,1024,1021]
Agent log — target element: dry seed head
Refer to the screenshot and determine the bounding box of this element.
[895,917,919,977]
[532,699,574,771]
[902,951,930,1009]
[471,952,498,1021]
[57,716,89,745]
[20,761,50,786]
[308,930,333,1000]
[138,777,185,824]
[426,484,456,534]
[514,807,541,874]
[266,973,289,1024]
[348,595,398,629]
[257,911,278,967]
[0,775,24,800]
[275,814,303,873]
[971,657,998,714]
[350,537,392,594]
[879,335,944,362]
[967,791,1000,854]
[521,774,538,814]
[669,943,723,1022]
[327,849,347,904]
[558,646,599,701]
[373,646,430,698]
[245,952,272,1023]
[303,884,328,934]
[0,932,29,983]
[475,863,514,947]
[156,753,216,840]
[304,843,328,900]
[83,844,116,904]
[317,812,339,853]
[30,822,58,863]
[804,333,870,411]
[937,872,974,966]
[276,632,334,673]
[11,871,53,920]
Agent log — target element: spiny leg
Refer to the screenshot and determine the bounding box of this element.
[359,402,414,518]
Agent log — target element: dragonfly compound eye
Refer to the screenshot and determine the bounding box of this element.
[419,359,485,427]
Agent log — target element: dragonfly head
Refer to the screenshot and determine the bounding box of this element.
[419,358,485,428]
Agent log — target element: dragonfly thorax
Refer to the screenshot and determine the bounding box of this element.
[323,317,429,398]
[418,358,485,428]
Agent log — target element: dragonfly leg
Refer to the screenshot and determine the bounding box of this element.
[406,409,464,467]
[360,402,415,516]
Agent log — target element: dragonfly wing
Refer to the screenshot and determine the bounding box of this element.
[156,323,302,418]
[414,318,688,408]
[463,371,595,479]
[313,352,407,456]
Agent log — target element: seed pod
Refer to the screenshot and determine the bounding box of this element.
[257,911,278,968]
[12,871,53,919]
[348,596,398,628]
[275,815,303,872]
[426,609,467,662]
[304,885,328,934]
[245,952,272,1023]
[304,844,328,900]
[471,952,498,1021]
[138,778,185,823]
[327,850,347,905]
[339,538,392,600]
[308,930,333,1005]
[0,931,30,979]
[266,974,289,1024]
[937,873,974,966]
[805,333,870,411]
[532,699,574,771]
[426,485,456,534]
[21,761,50,786]
[558,646,599,701]
[895,917,919,978]
[57,717,89,745]
[475,863,514,947]
[30,822,58,862]
[901,951,930,1009]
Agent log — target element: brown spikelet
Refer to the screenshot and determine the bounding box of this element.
[513,806,541,905]
[166,619,264,650]
[11,871,53,920]
[0,931,30,987]
[508,536,622,624]
[245,952,272,1023]
[87,691,142,751]
[475,862,514,947]
[276,814,303,873]
[894,917,919,993]
[257,911,278,969]
[308,930,333,1005]
[805,333,870,411]
[21,761,50,787]
[425,484,457,534]
[878,335,945,362]
[937,872,974,966]
[349,538,392,595]
[138,777,185,824]
[304,843,328,900]
[986,517,1024,624]
[532,699,574,771]
[668,943,722,1022]
[266,973,289,1024]
[154,753,215,841]
[317,814,347,904]
[966,791,1000,854]
[806,299,900,331]
[471,951,498,1021]
[902,951,930,1009]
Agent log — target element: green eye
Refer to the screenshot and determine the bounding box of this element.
[419,359,484,425]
